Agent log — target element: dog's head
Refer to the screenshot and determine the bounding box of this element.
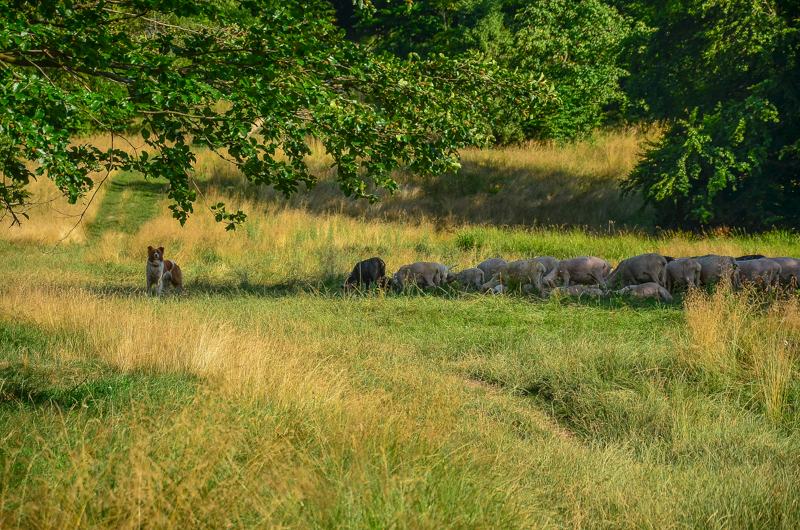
[147,246,165,263]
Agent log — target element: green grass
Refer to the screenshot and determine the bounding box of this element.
[2,143,800,527]
[87,170,167,236]
[2,284,799,527]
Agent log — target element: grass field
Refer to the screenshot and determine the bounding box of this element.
[2,134,800,528]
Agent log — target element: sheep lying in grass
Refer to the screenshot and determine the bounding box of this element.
[665,258,701,292]
[616,282,673,301]
[542,257,612,289]
[394,262,442,290]
[544,285,605,298]
[604,253,667,289]
[481,259,546,294]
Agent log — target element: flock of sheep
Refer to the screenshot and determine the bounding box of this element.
[341,254,800,301]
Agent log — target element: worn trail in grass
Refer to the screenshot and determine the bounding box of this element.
[87,171,166,237]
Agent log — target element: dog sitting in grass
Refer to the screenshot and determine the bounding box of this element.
[146,246,184,296]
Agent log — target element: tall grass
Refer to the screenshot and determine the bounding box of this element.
[0,164,110,245]
[198,128,657,230]
[683,288,800,424]
[0,134,145,246]
[2,131,800,527]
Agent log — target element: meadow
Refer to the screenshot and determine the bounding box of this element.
[1,131,800,528]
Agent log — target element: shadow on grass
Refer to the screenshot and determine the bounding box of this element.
[0,361,200,412]
[198,158,655,232]
[0,321,201,412]
[79,277,688,312]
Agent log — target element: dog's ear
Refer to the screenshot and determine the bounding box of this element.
[148,246,153,251]
[158,246,164,254]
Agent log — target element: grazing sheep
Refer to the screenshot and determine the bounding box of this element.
[452,267,485,290]
[435,263,457,285]
[542,257,612,289]
[665,258,701,292]
[481,259,546,294]
[693,255,741,288]
[341,257,386,292]
[604,253,667,289]
[617,282,673,301]
[492,284,508,294]
[375,276,395,292]
[477,258,508,279]
[544,285,606,298]
[769,257,800,289]
[532,256,560,276]
[394,262,442,290]
[737,258,782,291]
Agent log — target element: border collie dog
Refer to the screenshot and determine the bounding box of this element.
[147,246,184,296]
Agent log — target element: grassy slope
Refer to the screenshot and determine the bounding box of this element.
[2,145,800,527]
[197,129,657,231]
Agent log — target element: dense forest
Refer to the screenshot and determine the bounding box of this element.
[0,0,798,230]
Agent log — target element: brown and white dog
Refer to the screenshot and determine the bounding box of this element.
[146,246,184,296]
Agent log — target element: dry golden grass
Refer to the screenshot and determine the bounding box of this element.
[683,288,799,423]
[0,134,146,246]
[460,126,647,177]
[0,165,109,245]
[0,281,343,404]
[195,127,658,230]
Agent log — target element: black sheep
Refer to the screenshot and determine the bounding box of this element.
[341,257,387,292]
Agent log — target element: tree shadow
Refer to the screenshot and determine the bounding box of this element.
[0,361,200,411]
[199,157,655,231]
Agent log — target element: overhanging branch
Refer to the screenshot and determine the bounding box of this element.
[0,51,136,85]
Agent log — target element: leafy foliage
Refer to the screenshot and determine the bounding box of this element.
[351,0,640,142]
[487,0,644,141]
[0,0,552,229]
[621,0,800,229]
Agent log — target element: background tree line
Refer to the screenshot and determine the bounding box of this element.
[1,0,797,231]
[332,0,800,231]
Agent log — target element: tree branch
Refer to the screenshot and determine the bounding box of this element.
[0,51,136,85]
